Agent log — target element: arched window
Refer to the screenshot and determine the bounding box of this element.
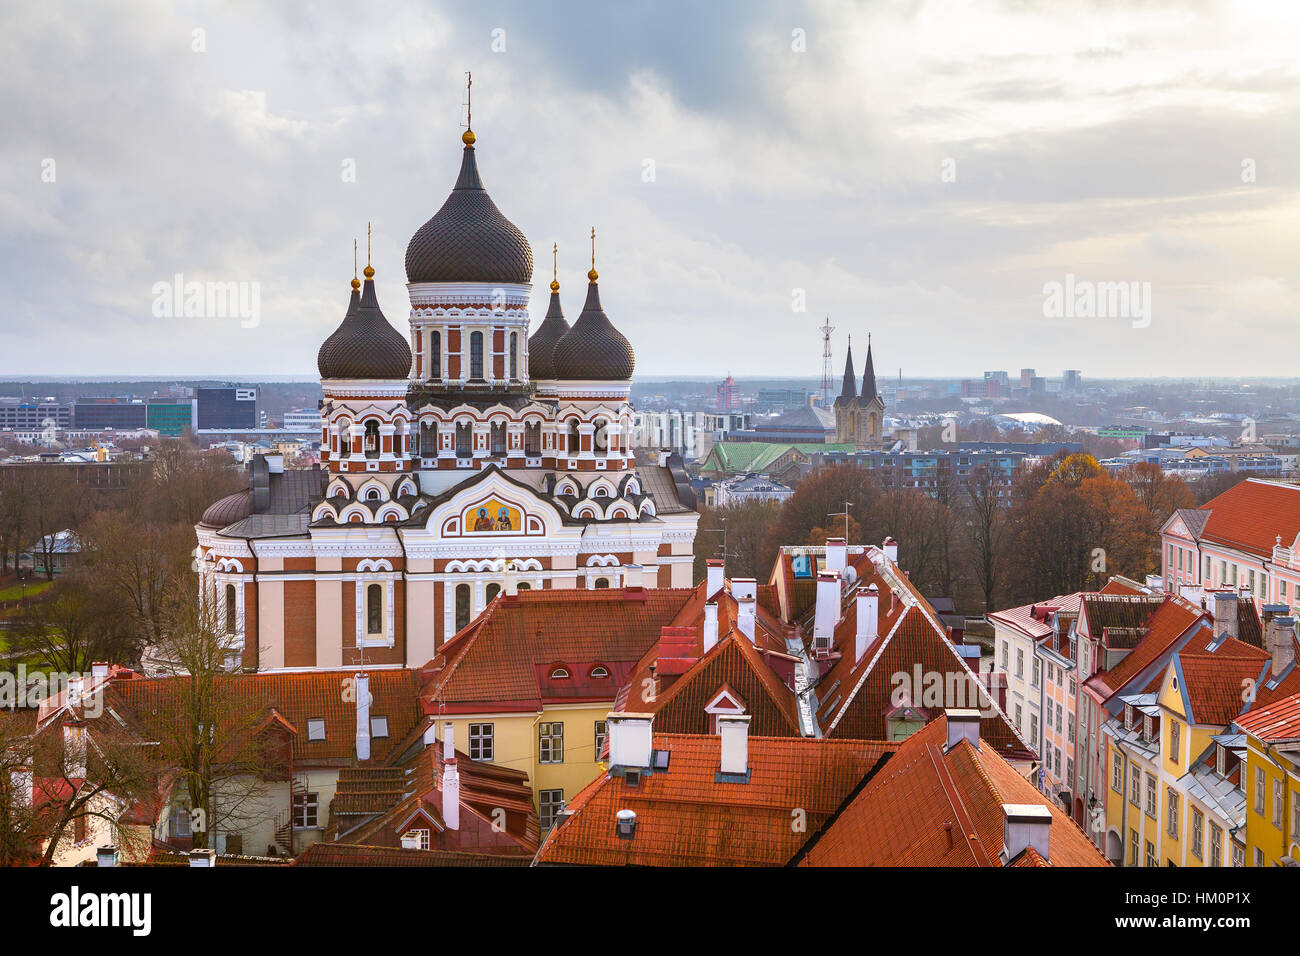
[455,583,471,632]
[364,420,380,459]
[224,584,237,634]
[470,331,484,380]
[366,583,382,635]
[590,665,609,679]
[491,421,506,457]
[593,577,610,589]
[550,666,570,679]
[486,583,501,604]
[367,488,381,501]
[429,330,442,381]
[420,421,438,457]
[568,418,581,456]
[524,421,541,456]
[349,513,363,524]
[456,422,473,458]
[517,582,531,591]
[336,417,351,457]
[509,332,518,380]
[593,417,608,453]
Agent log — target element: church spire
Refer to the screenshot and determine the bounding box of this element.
[838,335,857,402]
[861,333,878,403]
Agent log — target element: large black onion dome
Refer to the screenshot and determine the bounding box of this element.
[552,280,635,381]
[317,273,412,380]
[404,140,533,285]
[527,287,570,380]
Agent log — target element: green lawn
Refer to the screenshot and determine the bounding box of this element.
[0,580,53,602]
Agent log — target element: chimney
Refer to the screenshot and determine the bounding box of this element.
[422,720,438,747]
[944,708,981,752]
[1212,590,1239,641]
[607,713,653,770]
[504,563,518,596]
[703,602,719,652]
[731,577,757,603]
[825,537,847,574]
[354,672,371,761]
[91,662,109,681]
[856,585,879,663]
[718,714,751,777]
[63,723,87,777]
[1267,616,1297,678]
[96,845,120,868]
[623,563,644,589]
[400,832,422,850]
[736,597,757,643]
[188,848,217,867]
[443,757,460,831]
[66,676,84,705]
[443,720,454,762]
[883,536,899,562]
[706,559,725,598]
[615,808,637,839]
[813,571,841,654]
[1002,804,1052,863]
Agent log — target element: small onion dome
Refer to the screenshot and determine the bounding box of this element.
[552,277,635,381]
[404,133,533,285]
[317,269,412,380]
[527,285,570,380]
[199,490,252,529]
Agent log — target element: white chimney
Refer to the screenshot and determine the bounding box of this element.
[718,714,751,777]
[188,848,217,867]
[97,845,120,868]
[703,602,719,652]
[944,708,981,752]
[423,719,438,746]
[615,808,637,839]
[91,662,109,681]
[443,757,460,831]
[400,832,422,849]
[812,571,841,653]
[825,537,847,574]
[1002,804,1052,863]
[607,713,653,769]
[504,563,518,596]
[731,577,757,603]
[706,559,725,598]
[354,672,371,761]
[736,597,757,643]
[623,563,644,589]
[856,585,879,663]
[883,536,899,562]
[443,720,454,761]
[66,676,84,705]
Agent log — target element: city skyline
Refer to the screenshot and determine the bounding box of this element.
[4,1,1297,377]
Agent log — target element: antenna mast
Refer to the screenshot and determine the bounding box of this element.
[819,316,835,406]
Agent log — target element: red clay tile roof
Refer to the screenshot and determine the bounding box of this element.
[420,588,695,713]
[1090,597,1206,698]
[798,717,1108,867]
[1234,689,1300,743]
[294,843,529,867]
[1175,642,1268,726]
[1199,478,1300,557]
[987,592,1087,641]
[536,733,899,866]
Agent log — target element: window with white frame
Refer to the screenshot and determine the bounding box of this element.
[293,792,319,829]
[469,723,494,761]
[1167,790,1179,837]
[539,722,564,764]
[1255,766,1266,814]
[1112,752,1123,793]
[539,789,564,830]
[1210,824,1223,866]
[594,720,608,758]
[1145,773,1157,818]
[1274,778,1284,828]
[403,828,430,850]
[307,719,326,742]
[1191,807,1203,859]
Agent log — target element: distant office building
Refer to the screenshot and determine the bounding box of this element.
[281,408,324,435]
[0,399,73,431]
[714,473,795,507]
[755,387,810,412]
[715,375,740,412]
[1019,368,1036,387]
[145,401,193,437]
[634,410,697,460]
[196,386,259,430]
[984,370,1010,391]
[73,401,148,430]
[792,448,1026,497]
[1062,369,1082,391]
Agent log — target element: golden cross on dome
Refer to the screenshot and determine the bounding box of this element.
[551,242,559,292]
[364,222,374,278]
[588,227,598,282]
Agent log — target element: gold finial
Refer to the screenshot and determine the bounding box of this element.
[352,239,360,290]
[363,223,374,279]
[587,227,598,282]
[462,71,475,145]
[550,242,559,292]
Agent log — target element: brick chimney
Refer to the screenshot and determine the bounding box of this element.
[856,584,879,663]
[703,602,719,652]
[354,672,371,761]
[718,714,751,777]
[944,708,981,752]
[1266,616,1297,678]
[736,596,757,643]
[1211,590,1238,641]
[825,537,847,574]
[188,848,217,867]
[607,713,653,770]
[1002,804,1052,863]
[883,536,899,562]
[443,757,460,831]
[812,570,841,655]
[706,559,725,598]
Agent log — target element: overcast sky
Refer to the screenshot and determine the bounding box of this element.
[2,0,1296,380]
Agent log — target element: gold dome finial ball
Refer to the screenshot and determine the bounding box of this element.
[351,277,361,291]
[587,268,598,282]
[462,128,476,146]
[550,279,560,292]
[363,265,375,279]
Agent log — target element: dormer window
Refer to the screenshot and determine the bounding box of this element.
[307,719,326,741]
[1216,744,1227,777]
[1143,715,1154,741]
[550,667,570,679]
[1124,705,1135,730]
[590,666,609,679]
[371,716,389,739]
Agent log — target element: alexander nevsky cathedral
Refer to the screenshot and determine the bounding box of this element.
[193,118,700,672]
